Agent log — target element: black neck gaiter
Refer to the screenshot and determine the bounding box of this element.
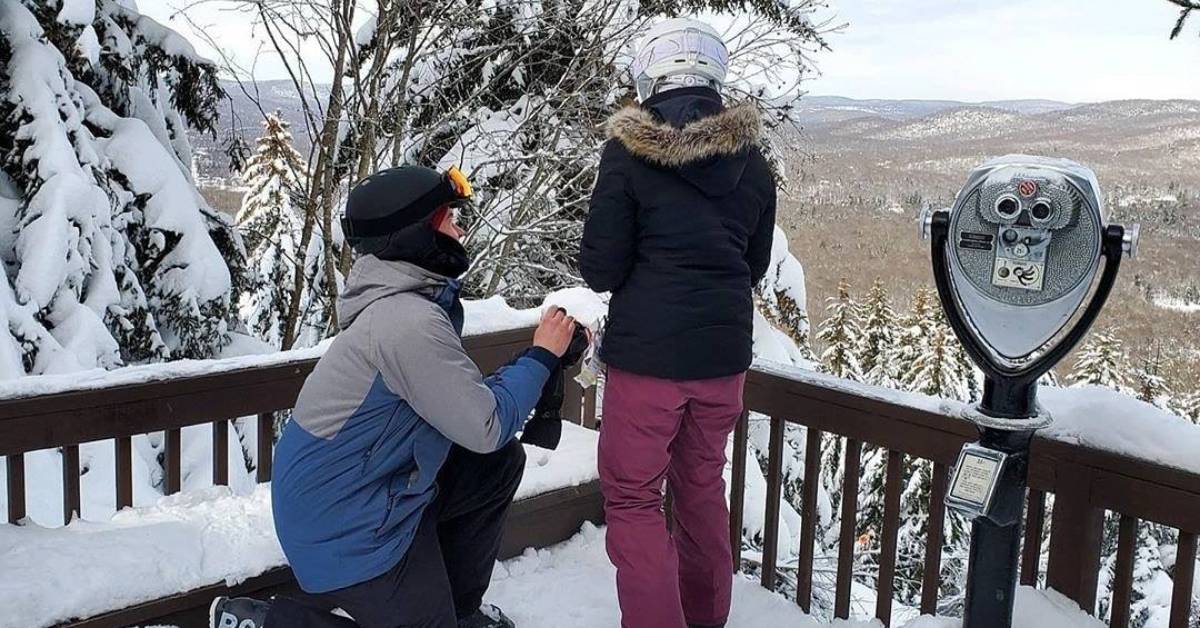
[366,224,470,279]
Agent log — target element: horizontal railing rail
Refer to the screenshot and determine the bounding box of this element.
[731,364,1199,628]
[0,327,550,525]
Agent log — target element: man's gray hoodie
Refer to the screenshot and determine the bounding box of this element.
[270,256,556,593]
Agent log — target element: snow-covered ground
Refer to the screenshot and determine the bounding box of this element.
[0,425,599,628]
[1153,295,1200,314]
[24,519,1107,628]
[489,524,1105,628]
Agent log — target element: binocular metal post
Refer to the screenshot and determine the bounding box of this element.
[961,399,1035,628]
[921,156,1137,628]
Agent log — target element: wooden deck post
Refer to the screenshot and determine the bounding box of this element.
[1046,465,1104,613]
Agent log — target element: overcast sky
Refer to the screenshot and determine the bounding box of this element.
[804,0,1200,102]
[141,0,1200,102]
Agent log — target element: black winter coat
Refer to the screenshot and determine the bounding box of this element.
[580,87,777,380]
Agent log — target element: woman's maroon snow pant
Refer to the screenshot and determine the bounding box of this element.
[598,366,745,628]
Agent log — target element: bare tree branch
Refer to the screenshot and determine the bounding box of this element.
[1165,0,1200,38]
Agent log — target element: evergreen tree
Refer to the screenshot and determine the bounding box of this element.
[817,280,864,381]
[1,0,240,378]
[933,306,982,402]
[815,281,863,512]
[1070,329,1130,391]
[854,280,901,582]
[755,226,816,363]
[295,232,345,347]
[1127,521,1170,626]
[894,287,938,377]
[854,444,891,590]
[1180,390,1200,424]
[236,113,307,347]
[859,278,899,386]
[893,458,971,613]
[0,0,255,525]
[894,288,972,402]
[1133,345,1172,410]
[903,320,971,401]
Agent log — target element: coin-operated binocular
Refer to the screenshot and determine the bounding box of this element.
[919,155,1138,628]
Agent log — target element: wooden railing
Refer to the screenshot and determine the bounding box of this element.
[3,326,1197,627]
[730,364,1200,628]
[0,327,602,628]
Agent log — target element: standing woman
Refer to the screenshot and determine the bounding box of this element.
[580,19,777,628]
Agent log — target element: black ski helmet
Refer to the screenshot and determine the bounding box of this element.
[341,165,472,243]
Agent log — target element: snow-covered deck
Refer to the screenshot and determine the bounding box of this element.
[490,525,1104,628]
[0,425,600,628]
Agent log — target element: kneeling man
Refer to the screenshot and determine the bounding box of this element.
[212,166,576,628]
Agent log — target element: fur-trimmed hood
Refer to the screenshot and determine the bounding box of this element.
[606,100,761,168]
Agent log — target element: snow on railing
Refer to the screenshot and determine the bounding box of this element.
[0,287,608,402]
[753,357,1200,477]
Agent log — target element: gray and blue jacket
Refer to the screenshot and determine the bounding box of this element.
[271,256,555,593]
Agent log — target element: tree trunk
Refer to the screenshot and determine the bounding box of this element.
[281,0,353,348]
[341,0,397,278]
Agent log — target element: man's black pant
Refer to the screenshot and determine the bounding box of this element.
[267,441,527,628]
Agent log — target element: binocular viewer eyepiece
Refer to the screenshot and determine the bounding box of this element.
[921,156,1138,381]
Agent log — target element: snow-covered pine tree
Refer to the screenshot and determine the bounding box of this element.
[1133,345,1173,410]
[1096,516,1185,628]
[814,280,863,526]
[756,226,815,363]
[1127,520,1171,626]
[853,280,902,589]
[0,0,242,378]
[853,444,892,592]
[859,278,898,387]
[938,310,984,402]
[893,457,972,614]
[1181,390,1200,424]
[893,304,975,605]
[894,287,938,379]
[236,112,307,347]
[0,0,256,526]
[903,319,971,401]
[817,280,864,381]
[294,232,345,347]
[1070,329,1130,391]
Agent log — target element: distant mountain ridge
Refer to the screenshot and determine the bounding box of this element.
[192,84,1200,182]
[796,95,1079,122]
[789,97,1200,164]
[780,94,1200,217]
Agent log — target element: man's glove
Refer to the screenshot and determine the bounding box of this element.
[521,324,590,450]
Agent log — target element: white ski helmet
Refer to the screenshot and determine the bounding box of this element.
[631,18,728,102]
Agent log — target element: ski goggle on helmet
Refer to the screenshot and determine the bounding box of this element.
[631,18,729,102]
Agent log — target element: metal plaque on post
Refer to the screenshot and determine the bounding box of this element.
[946,443,1008,520]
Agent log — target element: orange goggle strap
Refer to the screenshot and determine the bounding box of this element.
[447,165,473,199]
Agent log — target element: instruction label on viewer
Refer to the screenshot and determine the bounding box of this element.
[951,453,1000,504]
